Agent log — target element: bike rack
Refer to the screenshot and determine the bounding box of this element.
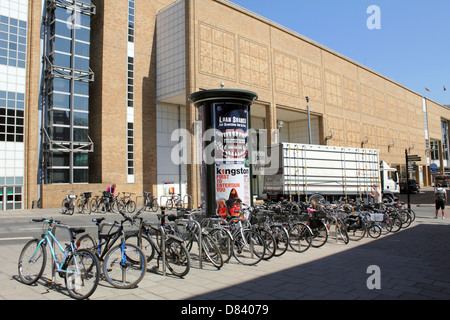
[50,223,74,287]
[160,195,170,208]
[201,217,233,264]
[174,218,202,269]
[142,221,166,277]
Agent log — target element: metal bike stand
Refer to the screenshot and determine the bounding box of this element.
[142,221,166,277]
[175,218,202,269]
[50,224,57,287]
[202,217,232,264]
[50,223,73,287]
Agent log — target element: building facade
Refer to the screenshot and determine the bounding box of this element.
[1,0,449,210]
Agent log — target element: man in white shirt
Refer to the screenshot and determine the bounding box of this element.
[434,183,447,219]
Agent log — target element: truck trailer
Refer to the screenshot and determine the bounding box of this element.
[262,143,399,203]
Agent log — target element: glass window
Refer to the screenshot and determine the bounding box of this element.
[50,110,70,125]
[53,36,72,53]
[74,27,90,42]
[55,7,72,22]
[51,92,70,109]
[53,77,71,93]
[74,153,88,166]
[52,20,72,38]
[73,128,89,142]
[76,13,91,28]
[73,111,88,127]
[51,52,71,68]
[50,126,70,141]
[74,81,89,95]
[48,168,70,183]
[48,152,70,167]
[73,168,89,183]
[73,95,88,111]
[74,56,89,71]
[74,41,89,57]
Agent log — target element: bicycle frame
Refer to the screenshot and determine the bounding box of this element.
[32,223,80,277]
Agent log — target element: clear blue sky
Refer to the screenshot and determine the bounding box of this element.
[228,0,450,106]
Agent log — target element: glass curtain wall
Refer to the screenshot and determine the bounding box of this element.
[0,0,28,210]
[42,0,95,184]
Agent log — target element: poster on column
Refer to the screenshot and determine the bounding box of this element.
[213,102,250,219]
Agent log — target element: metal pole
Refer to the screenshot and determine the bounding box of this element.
[405,149,411,210]
[306,96,311,144]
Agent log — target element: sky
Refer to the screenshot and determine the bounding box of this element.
[228,0,450,106]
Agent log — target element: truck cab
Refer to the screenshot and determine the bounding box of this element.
[380,161,399,202]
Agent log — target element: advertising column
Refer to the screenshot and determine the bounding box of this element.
[189,89,258,217]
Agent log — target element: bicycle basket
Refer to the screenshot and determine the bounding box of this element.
[83,192,92,199]
[370,213,384,222]
[250,213,267,225]
[103,191,112,197]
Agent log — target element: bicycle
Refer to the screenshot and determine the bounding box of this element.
[90,191,112,213]
[121,192,137,213]
[61,190,77,215]
[18,218,100,300]
[76,211,147,289]
[125,208,191,277]
[166,193,183,210]
[143,191,159,212]
[76,191,92,214]
[171,208,223,269]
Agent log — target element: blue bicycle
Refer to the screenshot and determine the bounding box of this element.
[18,218,100,300]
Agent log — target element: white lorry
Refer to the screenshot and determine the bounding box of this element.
[262,143,399,203]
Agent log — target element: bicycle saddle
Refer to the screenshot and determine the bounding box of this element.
[70,227,85,235]
[92,217,106,224]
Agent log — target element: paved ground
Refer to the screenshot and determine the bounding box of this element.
[1,195,449,306]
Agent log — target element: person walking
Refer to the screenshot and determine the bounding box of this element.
[434,183,447,219]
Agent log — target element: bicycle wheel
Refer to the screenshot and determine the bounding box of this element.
[336,220,350,244]
[201,233,223,269]
[288,223,312,253]
[76,234,97,252]
[65,249,100,300]
[269,225,289,257]
[76,198,84,213]
[151,199,159,212]
[126,200,136,213]
[399,210,412,228]
[126,231,156,263]
[61,199,69,214]
[311,220,328,248]
[368,224,382,238]
[176,200,184,209]
[90,197,99,213]
[103,243,147,289]
[347,227,366,241]
[390,215,403,233]
[257,228,275,260]
[18,239,47,285]
[233,229,266,266]
[210,228,233,264]
[166,199,174,210]
[165,237,191,277]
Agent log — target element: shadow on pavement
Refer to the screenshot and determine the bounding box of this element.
[189,223,450,300]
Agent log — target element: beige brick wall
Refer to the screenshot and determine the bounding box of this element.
[189,0,448,171]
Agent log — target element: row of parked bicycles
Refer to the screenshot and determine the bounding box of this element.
[18,197,415,299]
[60,190,183,215]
